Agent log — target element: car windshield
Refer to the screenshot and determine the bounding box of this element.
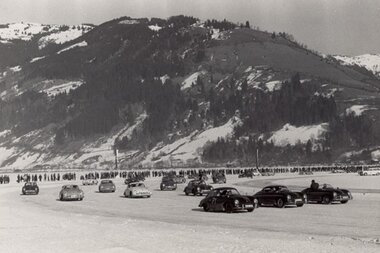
[64,185,78,189]
[25,182,35,186]
[322,184,333,189]
[277,186,289,192]
[218,188,240,196]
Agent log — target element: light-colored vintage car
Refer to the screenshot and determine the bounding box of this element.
[59,185,84,201]
[124,182,152,198]
[82,179,98,185]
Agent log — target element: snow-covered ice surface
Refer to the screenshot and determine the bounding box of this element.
[334,54,380,76]
[0,173,379,253]
[57,40,87,54]
[269,123,329,146]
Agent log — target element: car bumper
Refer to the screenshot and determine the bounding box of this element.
[99,188,115,192]
[286,198,304,206]
[332,195,351,202]
[233,203,255,210]
[62,195,82,200]
[23,190,38,194]
[161,186,176,190]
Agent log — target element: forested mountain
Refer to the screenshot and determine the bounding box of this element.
[1,16,380,170]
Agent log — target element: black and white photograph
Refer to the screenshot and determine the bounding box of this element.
[0,0,379,252]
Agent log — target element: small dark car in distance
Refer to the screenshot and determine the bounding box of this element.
[252,185,303,208]
[160,177,177,191]
[22,182,39,195]
[299,171,313,175]
[98,180,116,193]
[199,187,256,213]
[212,172,226,184]
[184,180,213,196]
[301,183,353,204]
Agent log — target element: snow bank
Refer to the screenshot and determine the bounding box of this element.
[346,105,374,116]
[42,80,83,97]
[181,71,206,90]
[269,123,329,147]
[57,40,87,54]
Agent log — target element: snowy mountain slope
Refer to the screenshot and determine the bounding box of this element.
[334,54,380,77]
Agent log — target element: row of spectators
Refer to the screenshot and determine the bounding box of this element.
[0,175,10,184]
[16,173,77,183]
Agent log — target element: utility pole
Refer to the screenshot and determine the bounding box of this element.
[114,146,118,170]
[255,148,259,170]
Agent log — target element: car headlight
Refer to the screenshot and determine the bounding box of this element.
[287,195,291,200]
[303,194,307,199]
[162,184,165,187]
[197,187,201,191]
[253,198,258,204]
[234,199,240,206]
[333,192,337,198]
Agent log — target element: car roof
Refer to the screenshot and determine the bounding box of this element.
[212,187,237,191]
[264,185,287,188]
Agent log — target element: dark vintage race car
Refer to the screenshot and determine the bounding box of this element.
[199,187,256,213]
[212,173,226,184]
[160,177,177,190]
[301,184,353,204]
[22,182,39,195]
[59,185,84,201]
[184,180,213,196]
[98,180,116,193]
[252,185,304,208]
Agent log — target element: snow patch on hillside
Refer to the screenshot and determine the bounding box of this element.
[38,26,92,49]
[143,117,242,166]
[119,20,140,25]
[42,81,83,97]
[160,74,170,84]
[334,54,380,76]
[0,23,47,41]
[346,105,374,116]
[268,123,329,147]
[211,29,230,40]
[148,25,162,31]
[57,41,87,54]
[9,66,21,72]
[30,56,46,63]
[266,80,282,92]
[182,71,206,90]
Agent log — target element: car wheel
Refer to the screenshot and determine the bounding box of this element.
[247,208,254,212]
[322,195,331,204]
[224,202,233,213]
[185,192,189,196]
[203,203,210,212]
[129,192,133,198]
[296,203,304,207]
[340,200,348,204]
[60,194,64,201]
[276,198,285,208]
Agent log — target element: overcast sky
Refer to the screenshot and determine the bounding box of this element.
[0,0,379,56]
